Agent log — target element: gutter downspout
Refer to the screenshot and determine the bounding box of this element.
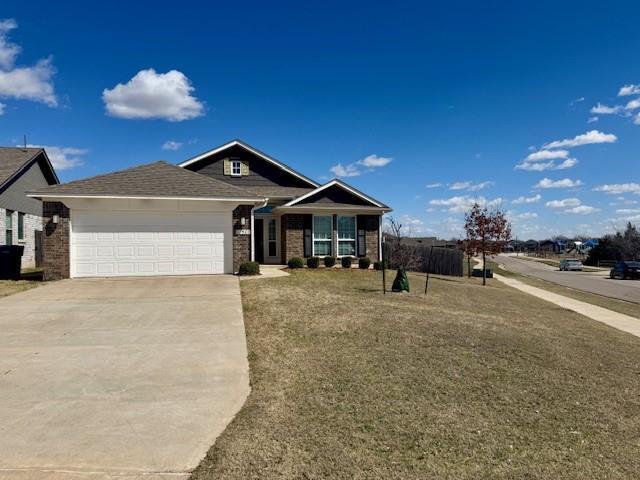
[250,198,269,262]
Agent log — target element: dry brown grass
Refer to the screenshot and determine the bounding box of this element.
[191,270,640,480]
[0,280,39,298]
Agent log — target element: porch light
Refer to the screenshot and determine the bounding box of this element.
[240,217,246,226]
[52,214,59,224]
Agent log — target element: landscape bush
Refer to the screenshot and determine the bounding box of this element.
[373,260,386,271]
[238,261,260,276]
[323,256,336,267]
[358,257,371,269]
[307,256,320,269]
[288,257,304,269]
[341,256,353,268]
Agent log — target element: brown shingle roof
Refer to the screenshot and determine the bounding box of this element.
[242,186,313,198]
[0,147,44,187]
[29,161,264,200]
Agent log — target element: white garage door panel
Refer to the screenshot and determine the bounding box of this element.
[71,210,231,277]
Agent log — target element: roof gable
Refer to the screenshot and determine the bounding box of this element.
[0,147,58,193]
[179,139,319,188]
[28,161,263,201]
[283,179,390,209]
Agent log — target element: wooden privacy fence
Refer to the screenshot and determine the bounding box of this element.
[384,241,463,277]
[419,246,463,276]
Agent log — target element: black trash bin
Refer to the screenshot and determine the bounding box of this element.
[0,245,24,280]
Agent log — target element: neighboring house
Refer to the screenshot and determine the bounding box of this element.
[28,140,391,280]
[0,148,59,269]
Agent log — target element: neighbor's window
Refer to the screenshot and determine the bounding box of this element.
[313,215,332,256]
[231,160,242,176]
[337,216,356,256]
[5,209,14,245]
[17,212,25,241]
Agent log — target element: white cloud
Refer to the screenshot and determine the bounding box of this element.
[0,19,57,107]
[330,163,360,177]
[357,154,392,168]
[515,156,577,171]
[590,103,623,115]
[616,208,640,214]
[0,19,19,69]
[25,144,87,170]
[634,113,640,125]
[102,69,204,121]
[564,205,600,215]
[525,150,569,161]
[542,130,617,150]
[161,140,182,151]
[587,116,598,123]
[545,198,581,208]
[449,180,494,191]
[534,178,583,189]
[516,212,538,219]
[425,182,442,188]
[593,183,640,195]
[618,84,640,96]
[512,194,541,204]
[625,98,640,111]
[0,102,4,115]
[429,195,503,213]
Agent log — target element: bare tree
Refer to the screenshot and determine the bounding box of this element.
[384,216,419,270]
[464,203,512,285]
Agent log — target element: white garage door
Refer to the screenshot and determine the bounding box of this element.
[71,210,231,277]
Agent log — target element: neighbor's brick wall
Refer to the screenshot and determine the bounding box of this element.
[42,201,70,280]
[358,214,380,260]
[1,208,44,269]
[232,205,252,272]
[281,213,306,263]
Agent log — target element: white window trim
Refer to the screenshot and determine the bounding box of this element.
[312,215,333,257]
[231,160,242,177]
[337,215,357,258]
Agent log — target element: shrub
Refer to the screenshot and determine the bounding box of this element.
[358,257,371,269]
[341,256,353,268]
[288,257,304,269]
[324,256,336,268]
[238,261,260,276]
[373,260,386,271]
[307,256,320,269]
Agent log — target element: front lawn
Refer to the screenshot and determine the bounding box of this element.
[0,280,39,298]
[191,270,640,480]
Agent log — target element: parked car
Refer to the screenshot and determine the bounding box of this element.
[609,261,640,280]
[559,259,583,271]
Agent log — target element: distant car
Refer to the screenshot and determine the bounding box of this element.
[559,259,583,271]
[609,261,640,280]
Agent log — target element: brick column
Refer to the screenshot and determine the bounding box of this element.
[42,201,70,280]
[232,205,252,273]
[357,214,380,260]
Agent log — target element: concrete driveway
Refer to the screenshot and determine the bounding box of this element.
[0,276,250,479]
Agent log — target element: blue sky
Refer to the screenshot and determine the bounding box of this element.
[1,1,639,239]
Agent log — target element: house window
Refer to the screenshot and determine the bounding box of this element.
[231,160,242,176]
[268,219,277,257]
[17,212,25,241]
[5,209,13,245]
[337,216,356,256]
[313,215,332,256]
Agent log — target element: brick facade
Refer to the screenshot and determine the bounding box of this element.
[42,201,70,280]
[232,204,253,272]
[0,209,42,269]
[280,213,306,263]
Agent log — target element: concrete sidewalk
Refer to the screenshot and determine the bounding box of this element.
[495,273,640,338]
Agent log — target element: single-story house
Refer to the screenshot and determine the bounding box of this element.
[0,147,59,268]
[28,140,391,279]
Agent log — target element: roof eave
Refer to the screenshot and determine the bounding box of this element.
[26,193,266,203]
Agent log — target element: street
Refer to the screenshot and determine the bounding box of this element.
[496,255,640,304]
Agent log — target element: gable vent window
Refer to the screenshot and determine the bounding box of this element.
[231,160,242,176]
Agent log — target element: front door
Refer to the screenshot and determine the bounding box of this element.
[254,219,264,264]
